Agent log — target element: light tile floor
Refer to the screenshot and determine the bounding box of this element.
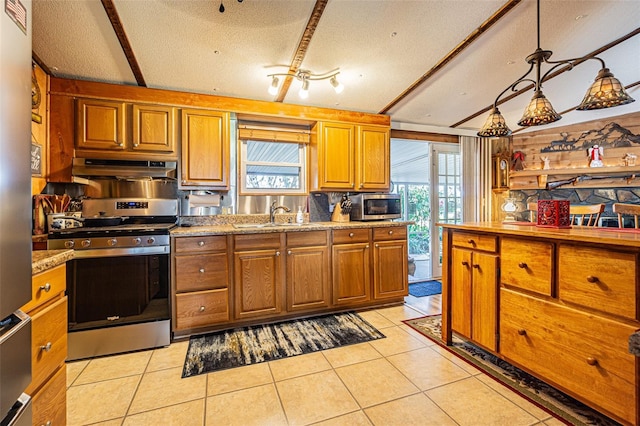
[66,300,566,426]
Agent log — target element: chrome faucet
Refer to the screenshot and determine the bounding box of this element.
[270,201,290,224]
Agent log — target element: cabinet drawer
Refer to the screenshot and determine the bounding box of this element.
[558,244,637,319]
[175,235,227,253]
[32,366,66,426]
[287,230,328,247]
[333,228,370,244]
[175,253,228,292]
[500,289,637,424]
[234,233,281,251]
[452,232,496,252]
[501,237,553,296]
[24,265,66,313]
[28,296,67,395]
[175,289,229,330]
[373,226,407,241]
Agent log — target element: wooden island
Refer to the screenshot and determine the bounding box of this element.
[440,222,640,426]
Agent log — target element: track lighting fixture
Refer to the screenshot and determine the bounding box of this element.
[267,68,343,98]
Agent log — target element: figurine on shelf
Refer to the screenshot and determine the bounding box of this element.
[623,153,637,167]
[588,144,604,167]
[512,151,525,171]
[541,156,550,170]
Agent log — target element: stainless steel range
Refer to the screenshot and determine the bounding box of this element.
[48,197,178,360]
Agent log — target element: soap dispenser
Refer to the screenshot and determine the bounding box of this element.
[296,206,304,224]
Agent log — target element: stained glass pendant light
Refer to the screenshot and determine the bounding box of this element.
[477,0,634,138]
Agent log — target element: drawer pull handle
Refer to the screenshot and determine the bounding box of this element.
[388,230,393,235]
[518,262,527,269]
[472,264,480,269]
[349,232,354,237]
[517,329,527,336]
[467,239,474,244]
[39,283,51,292]
[461,261,469,267]
[586,356,598,366]
[40,342,52,352]
[198,241,205,247]
[43,421,52,426]
[586,275,599,283]
[199,306,205,312]
[199,268,205,273]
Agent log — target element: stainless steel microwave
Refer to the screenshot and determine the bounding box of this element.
[350,193,402,221]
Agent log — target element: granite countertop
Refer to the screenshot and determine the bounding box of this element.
[32,249,74,275]
[171,220,412,237]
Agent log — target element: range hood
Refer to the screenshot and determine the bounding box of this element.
[72,158,177,179]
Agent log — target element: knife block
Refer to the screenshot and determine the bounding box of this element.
[331,203,350,223]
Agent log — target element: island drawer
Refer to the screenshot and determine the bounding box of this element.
[500,237,553,296]
[500,289,637,424]
[452,231,496,252]
[175,235,227,253]
[373,226,407,241]
[174,253,228,292]
[332,228,370,244]
[558,244,637,320]
[175,289,229,330]
[24,264,66,313]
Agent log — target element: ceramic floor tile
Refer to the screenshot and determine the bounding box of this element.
[146,340,189,372]
[269,351,331,381]
[322,342,382,368]
[206,383,287,426]
[66,360,89,388]
[374,304,424,324]
[426,376,538,426]
[387,347,472,390]
[427,343,484,375]
[364,393,457,426]
[128,367,206,415]
[356,310,397,329]
[368,325,426,357]
[276,370,359,425]
[207,362,273,396]
[399,322,437,346]
[67,375,140,425]
[312,410,372,426]
[73,350,152,385]
[543,418,567,426]
[122,399,204,426]
[335,358,420,408]
[88,420,124,426]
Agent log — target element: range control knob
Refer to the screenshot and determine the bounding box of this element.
[132,237,141,245]
[107,238,117,246]
[81,239,91,248]
[147,237,155,245]
[64,240,75,249]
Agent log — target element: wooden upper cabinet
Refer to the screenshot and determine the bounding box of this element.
[357,125,390,191]
[180,109,230,189]
[76,99,126,151]
[311,121,390,192]
[132,104,176,153]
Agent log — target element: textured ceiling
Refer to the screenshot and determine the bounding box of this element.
[33,0,640,137]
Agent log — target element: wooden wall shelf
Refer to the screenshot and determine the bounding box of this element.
[509,166,640,190]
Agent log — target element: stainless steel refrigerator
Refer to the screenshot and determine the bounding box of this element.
[0,0,34,424]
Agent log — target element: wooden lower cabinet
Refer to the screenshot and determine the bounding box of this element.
[286,231,330,311]
[372,227,408,300]
[32,365,66,426]
[332,242,370,305]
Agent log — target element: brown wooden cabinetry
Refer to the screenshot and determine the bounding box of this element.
[180,109,230,189]
[372,227,408,300]
[173,235,230,331]
[332,228,371,305]
[311,121,390,192]
[24,264,68,426]
[286,230,331,311]
[233,233,284,320]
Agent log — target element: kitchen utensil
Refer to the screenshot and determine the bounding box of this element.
[58,214,130,227]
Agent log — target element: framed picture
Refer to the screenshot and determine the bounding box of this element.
[31,142,42,175]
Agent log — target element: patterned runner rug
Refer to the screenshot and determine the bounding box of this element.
[182,312,385,378]
[403,315,621,426]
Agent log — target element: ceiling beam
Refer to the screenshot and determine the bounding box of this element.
[101,0,146,87]
[379,0,523,115]
[451,27,640,129]
[274,0,328,102]
[390,129,458,143]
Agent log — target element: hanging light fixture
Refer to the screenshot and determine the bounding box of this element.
[267,68,343,98]
[477,0,634,138]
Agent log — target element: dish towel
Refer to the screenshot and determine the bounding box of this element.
[630,330,640,356]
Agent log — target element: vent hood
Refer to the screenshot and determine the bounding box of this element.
[72,158,177,178]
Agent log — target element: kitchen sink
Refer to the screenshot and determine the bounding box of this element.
[232,223,317,229]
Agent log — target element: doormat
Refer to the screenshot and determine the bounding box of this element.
[403,315,620,426]
[408,280,442,297]
[182,312,385,378]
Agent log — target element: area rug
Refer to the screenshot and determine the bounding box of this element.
[408,280,442,297]
[182,312,385,378]
[403,315,620,426]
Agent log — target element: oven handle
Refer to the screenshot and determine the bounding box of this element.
[72,245,170,258]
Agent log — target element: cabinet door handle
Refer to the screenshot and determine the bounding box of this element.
[461,261,469,267]
[359,183,363,188]
[375,243,379,248]
[39,283,51,292]
[276,251,280,256]
[365,245,369,249]
[199,306,205,312]
[116,141,124,147]
[133,142,139,147]
[40,342,52,352]
[287,250,292,255]
[199,268,205,273]
[472,264,480,269]
[518,262,527,269]
[517,329,527,336]
[351,183,355,188]
[586,356,598,366]
[198,241,205,247]
[586,275,599,283]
